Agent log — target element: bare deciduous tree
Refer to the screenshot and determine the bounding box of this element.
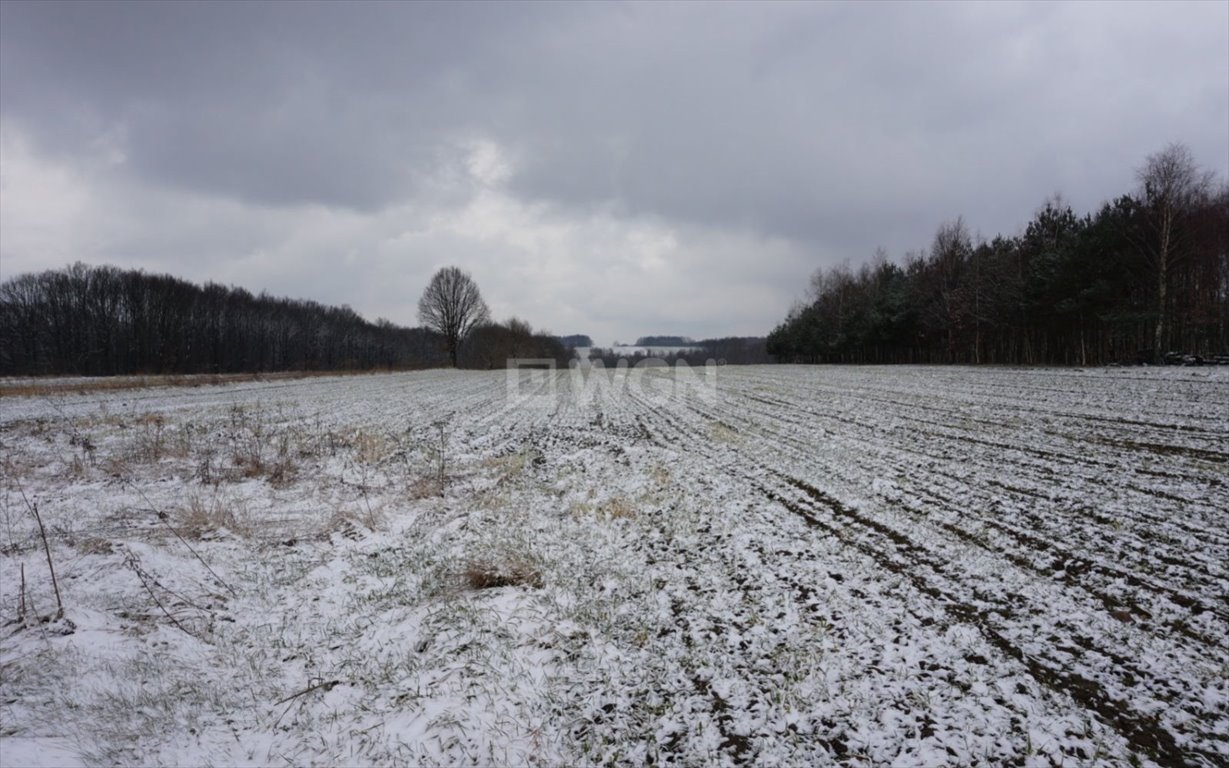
[1136,143,1214,363]
[417,266,490,367]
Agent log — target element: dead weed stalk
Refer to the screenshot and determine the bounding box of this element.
[17,483,63,621]
[125,481,236,598]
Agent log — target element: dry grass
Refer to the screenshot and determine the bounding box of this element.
[70,412,131,430]
[709,421,740,443]
[231,453,299,488]
[462,558,543,590]
[352,430,390,465]
[78,538,115,556]
[0,368,415,399]
[100,454,134,480]
[407,475,446,500]
[0,453,33,484]
[481,451,531,478]
[177,493,251,539]
[600,497,636,520]
[13,400,312,489]
[266,456,298,487]
[323,504,385,540]
[571,495,636,521]
[65,452,90,480]
[127,413,172,463]
[227,421,300,487]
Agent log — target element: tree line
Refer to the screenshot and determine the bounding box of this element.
[461,318,571,369]
[415,265,570,369]
[0,263,449,375]
[0,262,571,376]
[588,337,769,367]
[767,143,1228,366]
[633,335,695,347]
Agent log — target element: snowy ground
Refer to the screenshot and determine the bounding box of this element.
[1,365,1226,767]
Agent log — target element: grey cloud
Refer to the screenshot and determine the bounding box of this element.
[501,3,1227,255]
[0,2,545,208]
[5,1,1226,237]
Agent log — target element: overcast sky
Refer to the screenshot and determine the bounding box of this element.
[2,1,1226,345]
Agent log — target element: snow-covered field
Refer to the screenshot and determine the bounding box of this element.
[1,365,1226,767]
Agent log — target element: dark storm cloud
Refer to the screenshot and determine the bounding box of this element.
[0,2,551,208]
[497,1,1228,252]
[6,2,1225,226]
[1,1,1226,341]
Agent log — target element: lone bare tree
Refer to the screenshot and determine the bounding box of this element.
[417,266,490,367]
[1136,143,1214,363]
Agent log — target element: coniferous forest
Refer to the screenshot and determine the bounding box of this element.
[767,144,1228,365]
